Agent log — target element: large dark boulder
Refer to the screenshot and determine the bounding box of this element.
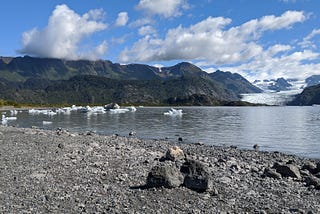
[146,162,184,188]
[305,175,320,189]
[180,159,213,192]
[302,161,318,174]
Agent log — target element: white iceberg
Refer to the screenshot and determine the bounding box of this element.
[109,108,130,114]
[164,108,183,116]
[1,114,17,125]
[43,121,53,125]
[126,106,137,112]
[28,109,57,116]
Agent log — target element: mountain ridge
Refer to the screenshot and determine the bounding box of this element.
[0,55,261,105]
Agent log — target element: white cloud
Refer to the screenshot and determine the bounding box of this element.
[115,12,129,27]
[119,11,305,65]
[138,25,157,36]
[119,10,315,80]
[136,0,188,18]
[19,4,107,60]
[129,17,154,28]
[299,28,320,48]
[217,47,320,81]
[258,11,306,31]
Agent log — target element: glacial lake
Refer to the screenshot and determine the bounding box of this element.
[2,106,320,159]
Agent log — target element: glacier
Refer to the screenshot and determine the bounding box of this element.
[241,79,305,106]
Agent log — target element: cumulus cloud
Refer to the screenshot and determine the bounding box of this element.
[19,4,107,60]
[119,11,306,65]
[129,17,154,28]
[136,0,188,18]
[219,48,320,81]
[138,25,157,36]
[115,12,129,27]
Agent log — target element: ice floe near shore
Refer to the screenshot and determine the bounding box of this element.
[1,114,17,125]
[28,104,137,116]
[164,108,183,116]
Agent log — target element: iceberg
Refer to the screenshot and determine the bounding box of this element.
[1,114,17,125]
[109,108,130,114]
[126,106,137,112]
[28,109,57,116]
[164,108,183,116]
[43,121,53,125]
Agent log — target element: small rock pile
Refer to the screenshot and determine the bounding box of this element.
[264,160,320,189]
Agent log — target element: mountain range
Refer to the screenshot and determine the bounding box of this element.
[0,56,262,106]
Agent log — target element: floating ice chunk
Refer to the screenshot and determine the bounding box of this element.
[81,106,106,114]
[91,106,106,113]
[109,108,130,114]
[28,109,57,115]
[164,108,183,116]
[10,109,18,115]
[126,106,137,112]
[1,114,17,125]
[2,114,17,120]
[47,110,57,116]
[43,121,52,125]
[28,109,39,114]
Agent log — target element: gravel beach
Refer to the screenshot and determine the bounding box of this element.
[0,125,320,213]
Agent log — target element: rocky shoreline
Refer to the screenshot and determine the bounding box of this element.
[0,125,320,213]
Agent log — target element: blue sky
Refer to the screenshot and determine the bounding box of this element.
[0,0,319,80]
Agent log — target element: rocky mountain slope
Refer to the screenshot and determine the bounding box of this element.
[288,84,320,106]
[306,75,320,87]
[0,56,261,105]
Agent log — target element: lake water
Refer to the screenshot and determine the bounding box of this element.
[2,106,320,159]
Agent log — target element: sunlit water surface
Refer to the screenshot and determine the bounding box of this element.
[2,106,320,159]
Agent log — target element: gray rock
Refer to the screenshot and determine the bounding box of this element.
[253,144,259,151]
[129,131,136,136]
[273,163,301,179]
[180,159,213,192]
[305,175,320,189]
[195,141,204,146]
[302,161,318,174]
[317,162,320,173]
[146,161,184,188]
[263,167,282,179]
